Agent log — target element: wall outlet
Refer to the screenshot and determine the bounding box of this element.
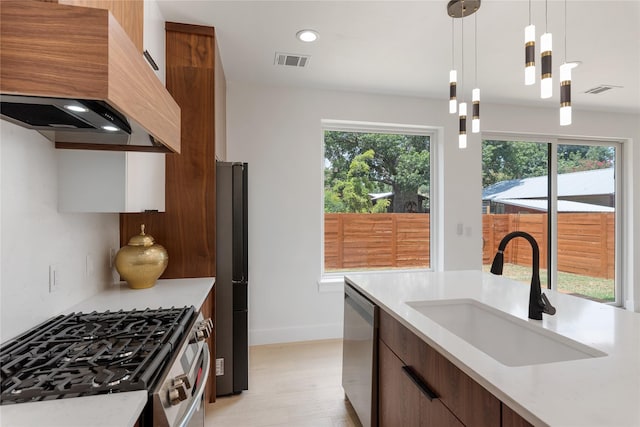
[49,264,59,293]
[216,358,224,376]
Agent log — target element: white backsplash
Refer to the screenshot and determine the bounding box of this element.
[0,122,119,342]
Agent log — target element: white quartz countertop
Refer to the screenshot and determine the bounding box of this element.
[0,277,215,427]
[345,270,640,427]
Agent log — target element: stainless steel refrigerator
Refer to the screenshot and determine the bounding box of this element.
[215,161,248,396]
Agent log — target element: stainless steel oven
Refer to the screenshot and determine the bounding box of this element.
[149,313,212,427]
[0,306,212,427]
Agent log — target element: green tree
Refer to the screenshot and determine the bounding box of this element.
[329,150,390,213]
[324,131,430,213]
[482,141,615,188]
[557,145,614,173]
[482,140,548,187]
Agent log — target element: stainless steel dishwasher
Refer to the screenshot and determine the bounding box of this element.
[342,282,378,427]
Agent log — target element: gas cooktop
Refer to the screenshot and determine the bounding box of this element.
[0,306,196,404]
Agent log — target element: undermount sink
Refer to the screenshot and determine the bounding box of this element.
[406,299,606,367]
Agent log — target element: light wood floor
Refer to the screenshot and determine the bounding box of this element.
[204,339,360,427]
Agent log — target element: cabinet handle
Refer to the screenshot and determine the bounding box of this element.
[402,365,438,401]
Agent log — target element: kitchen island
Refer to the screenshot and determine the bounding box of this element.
[345,270,640,427]
[0,277,214,427]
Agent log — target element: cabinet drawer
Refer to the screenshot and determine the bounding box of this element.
[379,310,501,427]
[379,341,463,427]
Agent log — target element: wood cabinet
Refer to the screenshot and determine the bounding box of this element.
[379,340,463,427]
[379,309,538,427]
[121,22,225,402]
[52,0,144,51]
[120,22,223,279]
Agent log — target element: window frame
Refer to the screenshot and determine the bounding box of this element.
[483,132,624,307]
[318,119,442,290]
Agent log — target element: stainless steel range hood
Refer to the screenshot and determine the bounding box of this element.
[0,1,180,153]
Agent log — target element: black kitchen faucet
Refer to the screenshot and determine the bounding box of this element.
[490,231,556,320]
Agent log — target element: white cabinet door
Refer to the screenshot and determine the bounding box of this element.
[57,150,165,213]
[143,0,166,84]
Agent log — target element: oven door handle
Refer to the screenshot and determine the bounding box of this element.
[176,344,211,427]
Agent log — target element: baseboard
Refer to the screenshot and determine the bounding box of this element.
[249,322,342,346]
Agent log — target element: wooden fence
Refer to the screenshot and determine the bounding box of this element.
[325,212,615,279]
[482,213,615,279]
[324,213,430,270]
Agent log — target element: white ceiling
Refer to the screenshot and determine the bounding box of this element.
[157,1,640,114]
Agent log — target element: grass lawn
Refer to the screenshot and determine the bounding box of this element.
[482,263,615,302]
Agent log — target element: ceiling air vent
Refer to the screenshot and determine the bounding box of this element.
[584,85,621,94]
[274,52,310,68]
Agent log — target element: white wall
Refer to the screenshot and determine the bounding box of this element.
[226,82,639,345]
[0,122,119,342]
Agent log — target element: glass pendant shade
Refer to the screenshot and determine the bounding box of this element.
[560,63,572,126]
[458,102,467,149]
[449,70,457,113]
[540,32,553,98]
[524,25,536,85]
[472,88,480,133]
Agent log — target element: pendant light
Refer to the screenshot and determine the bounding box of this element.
[446,0,480,148]
[524,0,536,85]
[560,0,572,126]
[472,12,480,133]
[459,0,466,148]
[449,18,457,114]
[540,0,553,99]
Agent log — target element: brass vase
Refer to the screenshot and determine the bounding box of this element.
[115,224,168,289]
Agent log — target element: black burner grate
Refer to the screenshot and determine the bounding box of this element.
[0,307,195,404]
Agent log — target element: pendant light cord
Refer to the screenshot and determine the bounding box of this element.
[461,0,464,97]
[545,0,548,32]
[529,0,532,25]
[451,17,455,69]
[564,0,567,63]
[474,12,478,87]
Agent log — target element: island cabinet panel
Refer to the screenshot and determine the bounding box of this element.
[502,404,534,427]
[379,340,463,427]
[379,309,501,427]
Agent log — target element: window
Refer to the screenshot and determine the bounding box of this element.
[482,137,621,305]
[322,121,435,275]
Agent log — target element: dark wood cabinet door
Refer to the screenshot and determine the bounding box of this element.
[380,310,501,427]
[379,341,463,427]
[502,404,534,427]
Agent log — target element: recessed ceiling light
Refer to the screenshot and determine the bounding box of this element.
[64,104,88,113]
[296,29,319,43]
[101,125,119,132]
